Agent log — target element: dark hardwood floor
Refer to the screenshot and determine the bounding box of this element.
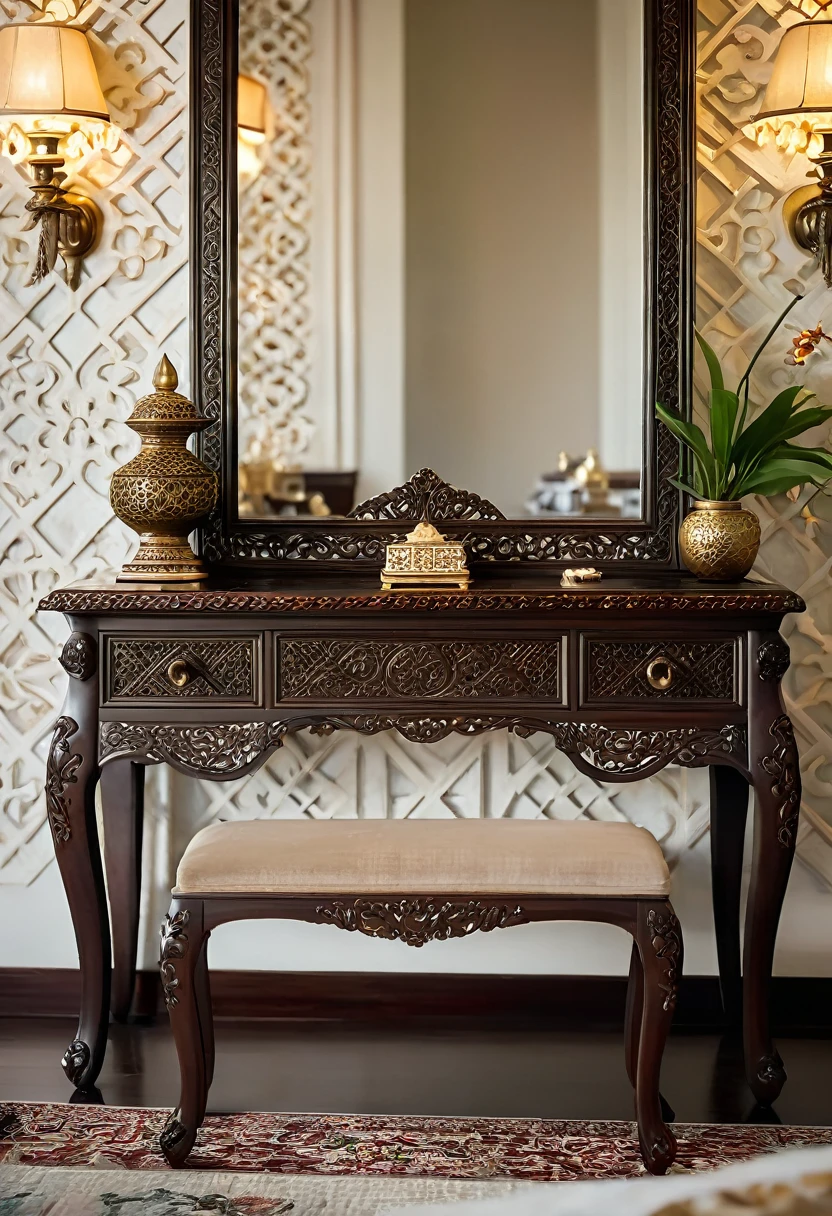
[0,1018,829,1126]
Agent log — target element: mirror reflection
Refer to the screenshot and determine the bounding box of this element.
[237,0,645,521]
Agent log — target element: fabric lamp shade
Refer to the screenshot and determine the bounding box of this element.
[238,73,268,140]
[0,24,109,121]
[758,20,832,121]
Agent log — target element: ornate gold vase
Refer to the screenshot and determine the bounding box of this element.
[679,500,761,582]
[110,356,218,583]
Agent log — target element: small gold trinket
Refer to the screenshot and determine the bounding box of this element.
[382,520,470,591]
[561,567,602,586]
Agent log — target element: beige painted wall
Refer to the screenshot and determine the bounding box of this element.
[403,0,602,516]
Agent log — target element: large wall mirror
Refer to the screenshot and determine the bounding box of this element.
[192,0,693,572]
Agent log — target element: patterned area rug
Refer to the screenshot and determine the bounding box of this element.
[0,1163,520,1214]
[0,1104,831,1181]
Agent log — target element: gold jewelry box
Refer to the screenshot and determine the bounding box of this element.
[382,520,470,591]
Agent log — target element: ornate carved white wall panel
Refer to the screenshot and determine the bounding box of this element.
[237,0,315,463]
[697,0,832,877]
[1,0,830,943]
[0,0,189,883]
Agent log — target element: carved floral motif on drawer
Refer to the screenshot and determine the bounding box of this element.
[583,639,737,703]
[279,639,563,701]
[106,637,258,701]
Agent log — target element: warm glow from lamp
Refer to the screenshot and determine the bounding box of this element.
[0,23,111,289]
[0,24,109,123]
[744,21,832,153]
[238,74,268,146]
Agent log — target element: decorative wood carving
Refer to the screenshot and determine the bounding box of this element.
[758,638,791,684]
[159,1116,189,1157]
[100,718,747,780]
[38,587,806,616]
[160,909,190,1008]
[61,1039,90,1087]
[46,717,82,845]
[647,906,682,1012]
[59,634,97,682]
[584,639,736,702]
[313,898,530,947]
[349,468,505,523]
[760,715,801,849]
[107,637,256,700]
[279,639,562,701]
[100,722,286,776]
[193,0,693,569]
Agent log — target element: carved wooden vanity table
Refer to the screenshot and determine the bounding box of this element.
[41,560,803,1107]
[36,0,806,1115]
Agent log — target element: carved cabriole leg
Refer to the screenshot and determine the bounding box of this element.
[745,632,799,1106]
[51,631,109,1090]
[633,901,681,1176]
[709,765,749,1025]
[100,760,145,1022]
[160,899,209,1168]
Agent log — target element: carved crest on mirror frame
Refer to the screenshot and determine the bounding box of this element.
[190,0,694,573]
[349,469,505,523]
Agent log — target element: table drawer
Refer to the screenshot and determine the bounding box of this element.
[103,635,262,705]
[278,637,566,702]
[580,636,739,707]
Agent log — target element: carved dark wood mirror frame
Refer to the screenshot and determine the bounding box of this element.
[190,0,694,577]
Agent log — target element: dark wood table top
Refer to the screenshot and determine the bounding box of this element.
[39,572,805,617]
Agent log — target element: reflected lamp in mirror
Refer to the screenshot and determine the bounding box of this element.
[0,23,111,289]
[745,15,832,286]
[238,73,270,187]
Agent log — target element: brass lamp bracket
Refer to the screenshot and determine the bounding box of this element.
[22,137,101,290]
[786,133,832,288]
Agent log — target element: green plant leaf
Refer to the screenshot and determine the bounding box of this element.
[768,444,832,479]
[710,388,740,488]
[775,405,832,437]
[656,402,717,497]
[736,456,832,497]
[669,476,701,498]
[695,330,724,397]
[731,386,806,470]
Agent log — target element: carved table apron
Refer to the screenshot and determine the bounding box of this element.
[40,577,803,1103]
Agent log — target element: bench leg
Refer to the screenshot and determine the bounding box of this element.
[625,941,676,1124]
[632,900,682,1175]
[159,899,209,1168]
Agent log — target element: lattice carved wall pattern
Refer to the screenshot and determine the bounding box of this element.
[697,0,832,876]
[0,0,189,883]
[1,1,831,929]
[237,0,314,464]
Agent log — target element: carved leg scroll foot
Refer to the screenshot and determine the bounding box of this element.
[160,900,209,1168]
[632,901,682,1176]
[47,658,110,1090]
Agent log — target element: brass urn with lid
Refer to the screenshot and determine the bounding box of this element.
[110,356,218,582]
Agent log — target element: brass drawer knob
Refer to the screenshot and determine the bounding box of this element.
[167,659,191,688]
[646,656,674,692]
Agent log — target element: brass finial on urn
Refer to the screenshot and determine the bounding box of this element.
[110,356,218,583]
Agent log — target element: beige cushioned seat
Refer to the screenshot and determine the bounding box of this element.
[174,819,669,898]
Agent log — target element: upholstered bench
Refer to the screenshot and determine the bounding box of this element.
[158,818,682,1174]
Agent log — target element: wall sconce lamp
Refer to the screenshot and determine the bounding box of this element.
[238,73,271,188]
[745,16,832,287]
[0,23,111,289]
